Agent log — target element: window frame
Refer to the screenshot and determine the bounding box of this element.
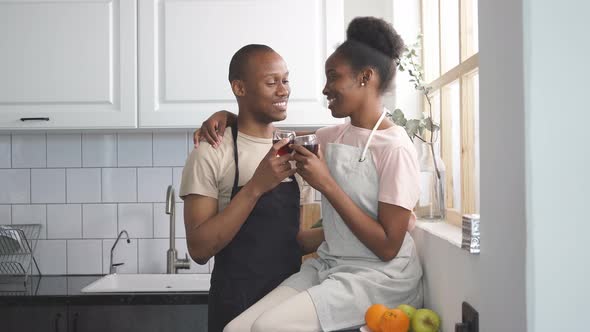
[421,0,479,226]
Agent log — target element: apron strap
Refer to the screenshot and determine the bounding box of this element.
[359,108,389,162]
[231,125,240,195]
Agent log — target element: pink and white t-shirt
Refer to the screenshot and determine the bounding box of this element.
[316,122,420,230]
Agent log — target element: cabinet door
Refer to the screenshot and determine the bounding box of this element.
[69,304,207,332]
[0,0,137,129]
[0,304,68,332]
[138,0,344,128]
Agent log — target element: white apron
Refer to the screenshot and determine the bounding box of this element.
[282,110,423,331]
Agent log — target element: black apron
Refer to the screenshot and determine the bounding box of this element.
[207,125,302,332]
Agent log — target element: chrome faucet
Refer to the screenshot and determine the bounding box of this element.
[110,230,130,274]
[165,185,191,274]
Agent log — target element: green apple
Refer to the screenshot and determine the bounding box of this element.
[411,308,441,332]
[397,304,417,320]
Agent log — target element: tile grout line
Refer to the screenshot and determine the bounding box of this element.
[65,168,68,204]
[81,205,84,239]
[44,132,47,168]
[45,204,48,239]
[29,168,32,204]
[9,133,12,168]
[65,240,68,275]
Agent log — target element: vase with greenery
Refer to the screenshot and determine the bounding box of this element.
[388,36,446,220]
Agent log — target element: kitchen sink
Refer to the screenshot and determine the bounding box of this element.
[81,274,211,293]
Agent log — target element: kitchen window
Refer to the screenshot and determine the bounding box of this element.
[422,0,479,226]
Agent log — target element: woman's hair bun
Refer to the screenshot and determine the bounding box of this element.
[346,17,404,60]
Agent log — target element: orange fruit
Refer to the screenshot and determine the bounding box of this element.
[378,308,410,332]
[365,303,389,332]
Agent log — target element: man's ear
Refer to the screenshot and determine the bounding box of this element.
[231,80,246,97]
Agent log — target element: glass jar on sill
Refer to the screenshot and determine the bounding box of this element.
[416,142,446,220]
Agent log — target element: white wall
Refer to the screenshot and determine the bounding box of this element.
[343,0,392,27]
[478,0,528,330]
[524,1,590,331]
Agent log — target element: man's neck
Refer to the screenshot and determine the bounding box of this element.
[236,114,275,138]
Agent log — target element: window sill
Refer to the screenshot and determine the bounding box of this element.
[414,219,462,248]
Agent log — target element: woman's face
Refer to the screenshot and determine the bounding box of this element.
[322,52,365,118]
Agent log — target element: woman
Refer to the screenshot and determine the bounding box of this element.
[200,17,423,332]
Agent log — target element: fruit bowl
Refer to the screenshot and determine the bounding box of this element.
[359,326,370,332]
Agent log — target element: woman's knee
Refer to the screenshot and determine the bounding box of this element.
[223,319,246,332]
[250,311,279,332]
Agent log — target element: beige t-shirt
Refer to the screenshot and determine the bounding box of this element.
[180,127,313,211]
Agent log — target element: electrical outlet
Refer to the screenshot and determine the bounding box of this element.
[456,301,479,332]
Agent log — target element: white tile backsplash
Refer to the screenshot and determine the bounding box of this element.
[12,133,46,168]
[82,204,117,238]
[138,238,168,273]
[102,168,137,202]
[153,203,169,238]
[153,202,185,239]
[138,168,172,202]
[0,205,11,224]
[47,134,81,167]
[175,202,185,238]
[173,167,183,200]
[153,132,188,167]
[0,169,30,203]
[82,133,117,167]
[12,204,47,239]
[118,203,153,238]
[102,238,138,274]
[67,240,102,274]
[35,240,67,275]
[118,133,152,167]
[31,168,66,203]
[0,135,10,168]
[67,168,101,203]
[0,131,214,276]
[47,204,82,239]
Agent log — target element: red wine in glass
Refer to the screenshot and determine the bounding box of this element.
[302,143,318,155]
[272,138,294,156]
[293,134,319,156]
[272,130,296,157]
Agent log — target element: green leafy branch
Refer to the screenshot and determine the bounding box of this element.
[389,35,443,181]
[387,35,439,144]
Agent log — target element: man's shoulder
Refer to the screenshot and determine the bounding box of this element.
[187,132,234,165]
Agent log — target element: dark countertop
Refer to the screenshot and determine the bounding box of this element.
[0,275,209,306]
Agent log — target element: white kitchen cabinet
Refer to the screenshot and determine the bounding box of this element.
[138,0,344,128]
[0,0,137,130]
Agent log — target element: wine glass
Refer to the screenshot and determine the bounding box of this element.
[272,129,296,182]
[293,134,319,156]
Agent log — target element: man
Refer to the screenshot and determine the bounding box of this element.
[179,44,316,332]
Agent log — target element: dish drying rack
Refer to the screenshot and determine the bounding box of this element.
[0,224,42,289]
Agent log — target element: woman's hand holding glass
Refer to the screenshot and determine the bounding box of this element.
[291,136,333,192]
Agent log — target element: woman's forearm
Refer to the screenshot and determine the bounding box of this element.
[297,228,325,254]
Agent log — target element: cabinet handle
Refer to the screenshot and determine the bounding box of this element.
[72,312,79,332]
[20,117,50,121]
[54,313,62,332]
